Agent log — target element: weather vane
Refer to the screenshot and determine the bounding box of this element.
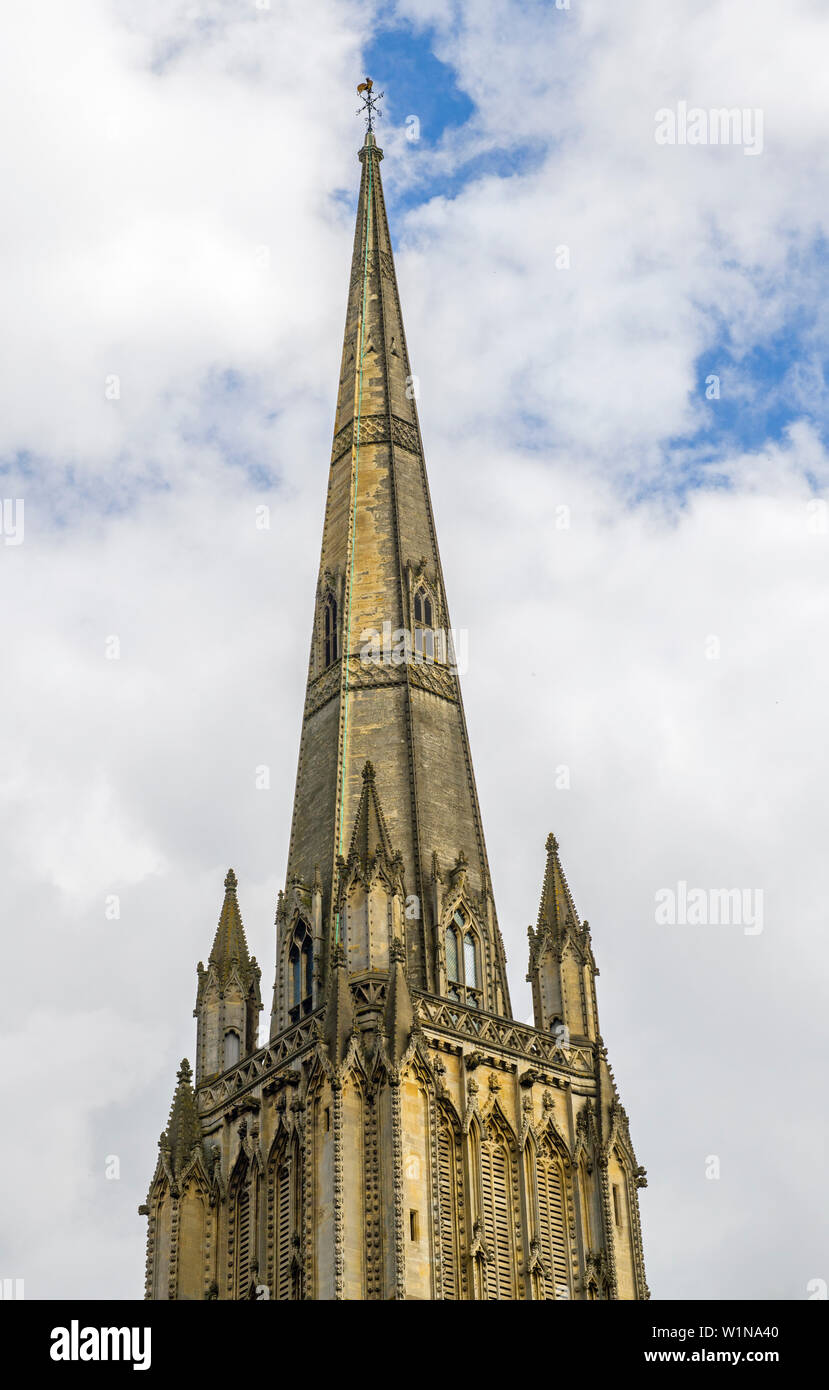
[356,77,384,132]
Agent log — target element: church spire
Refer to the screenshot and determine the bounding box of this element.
[142,108,650,1304]
[206,868,253,985]
[527,834,599,1042]
[276,123,511,1027]
[160,1059,202,1187]
[536,832,581,939]
[195,869,262,1082]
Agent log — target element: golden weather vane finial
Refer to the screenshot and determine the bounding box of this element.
[356,77,383,132]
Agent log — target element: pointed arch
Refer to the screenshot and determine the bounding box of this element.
[177,1174,209,1300]
[224,1029,241,1067]
[322,589,339,668]
[436,1101,464,1300]
[535,1126,573,1300]
[612,1145,631,1234]
[478,1105,519,1300]
[411,577,443,664]
[267,1129,302,1300]
[287,918,314,1023]
[228,1152,256,1299]
[443,902,483,1008]
[579,1154,594,1252]
[151,1183,173,1300]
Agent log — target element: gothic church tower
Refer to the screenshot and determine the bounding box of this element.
[141,117,648,1302]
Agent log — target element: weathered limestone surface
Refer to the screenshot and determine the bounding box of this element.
[141,131,648,1301]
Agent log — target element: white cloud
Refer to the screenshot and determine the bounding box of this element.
[0,0,827,1300]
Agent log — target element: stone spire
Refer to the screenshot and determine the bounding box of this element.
[202,868,253,986]
[527,834,598,1041]
[280,128,510,1013]
[201,867,258,989]
[194,869,262,1083]
[142,119,650,1306]
[535,833,581,941]
[161,1059,202,1184]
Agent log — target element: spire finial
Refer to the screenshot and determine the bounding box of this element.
[356,77,383,133]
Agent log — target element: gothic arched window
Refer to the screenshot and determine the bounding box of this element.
[445,907,481,1007]
[224,1029,241,1068]
[579,1157,593,1250]
[288,921,313,1022]
[536,1134,573,1300]
[436,1111,463,1299]
[413,583,441,664]
[479,1116,517,1300]
[323,593,339,668]
[446,925,459,987]
[275,1157,291,1298]
[230,1158,255,1299]
[464,932,478,988]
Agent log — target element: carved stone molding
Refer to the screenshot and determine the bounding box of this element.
[408,659,458,703]
[304,664,341,718]
[330,413,422,465]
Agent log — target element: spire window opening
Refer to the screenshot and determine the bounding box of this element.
[446,925,459,999]
[445,908,481,1007]
[413,585,442,665]
[323,594,339,668]
[289,922,314,1023]
[224,1029,241,1068]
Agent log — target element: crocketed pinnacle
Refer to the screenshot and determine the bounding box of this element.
[536,833,581,937]
[347,761,395,869]
[208,868,254,987]
[162,1059,202,1180]
[383,938,414,1066]
[323,944,355,1071]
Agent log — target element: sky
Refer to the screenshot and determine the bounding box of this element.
[0,0,827,1301]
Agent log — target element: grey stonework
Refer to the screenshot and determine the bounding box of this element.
[141,132,648,1301]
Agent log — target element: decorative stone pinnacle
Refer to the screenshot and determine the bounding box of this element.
[224,868,237,891]
[177,1059,192,1084]
[362,760,375,783]
[546,833,558,854]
